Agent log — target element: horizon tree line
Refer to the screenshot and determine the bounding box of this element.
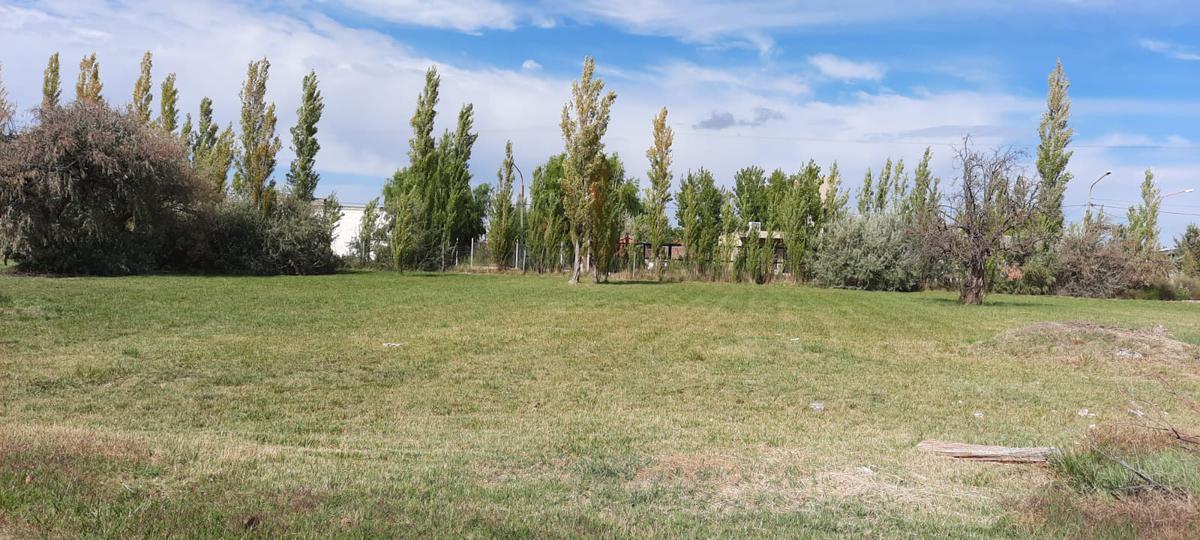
[0,51,1188,303]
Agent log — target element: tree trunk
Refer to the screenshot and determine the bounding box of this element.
[655,247,664,282]
[568,240,581,284]
[959,257,987,305]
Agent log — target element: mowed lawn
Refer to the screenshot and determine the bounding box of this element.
[1,272,1198,538]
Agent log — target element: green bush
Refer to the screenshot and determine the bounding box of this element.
[1,103,342,276]
[1177,275,1200,300]
[1130,279,1188,301]
[0,103,200,274]
[168,196,342,275]
[811,212,921,291]
[993,255,1057,295]
[1054,219,1167,298]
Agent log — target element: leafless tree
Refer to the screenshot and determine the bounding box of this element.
[935,137,1040,304]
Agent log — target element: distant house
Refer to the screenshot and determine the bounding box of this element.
[317,199,369,257]
[721,225,787,272]
[622,235,686,262]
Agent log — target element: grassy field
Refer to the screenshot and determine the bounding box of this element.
[1,272,1198,538]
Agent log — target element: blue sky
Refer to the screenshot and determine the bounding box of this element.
[3,0,1200,236]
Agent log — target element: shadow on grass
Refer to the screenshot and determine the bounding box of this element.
[918,296,1044,308]
[604,280,669,286]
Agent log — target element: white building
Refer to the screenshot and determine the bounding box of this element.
[331,201,369,257]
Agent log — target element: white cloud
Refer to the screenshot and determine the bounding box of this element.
[651,61,810,96]
[0,0,566,197]
[333,0,519,33]
[521,59,542,71]
[535,1,1161,56]
[1138,38,1200,61]
[808,54,884,81]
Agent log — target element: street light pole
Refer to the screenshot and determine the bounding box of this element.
[1162,188,1195,200]
[513,162,526,272]
[1085,170,1113,224]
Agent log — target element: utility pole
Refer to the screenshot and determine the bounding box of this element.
[513,162,527,272]
[1085,170,1112,224]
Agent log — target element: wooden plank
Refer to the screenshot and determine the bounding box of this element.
[917,440,1055,463]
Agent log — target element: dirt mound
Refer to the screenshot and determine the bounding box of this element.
[983,321,1199,377]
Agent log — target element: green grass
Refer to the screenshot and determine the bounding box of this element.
[1,272,1198,538]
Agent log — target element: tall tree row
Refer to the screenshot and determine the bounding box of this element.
[383,67,485,271]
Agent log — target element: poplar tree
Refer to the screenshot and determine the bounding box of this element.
[233,58,281,212]
[641,107,674,280]
[191,97,235,195]
[905,147,940,222]
[765,169,790,217]
[179,114,193,149]
[560,56,616,284]
[1176,225,1200,277]
[857,169,874,215]
[526,154,568,273]
[42,53,61,112]
[159,73,179,133]
[488,141,518,270]
[906,147,945,287]
[778,161,823,279]
[353,198,381,265]
[717,191,739,280]
[193,98,218,155]
[733,166,768,223]
[820,162,848,223]
[440,104,480,269]
[1035,59,1074,240]
[287,70,323,201]
[390,191,415,272]
[75,53,103,105]
[874,158,893,211]
[131,51,153,124]
[384,67,441,270]
[593,154,636,282]
[676,168,722,278]
[890,158,907,208]
[1127,169,1161,256]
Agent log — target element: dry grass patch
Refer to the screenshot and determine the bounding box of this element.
[1026,488,1200,539]
[0,423,151,467]
[1024,423,1200,539]
[982,321,1199,378]
[629,453,736,488]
